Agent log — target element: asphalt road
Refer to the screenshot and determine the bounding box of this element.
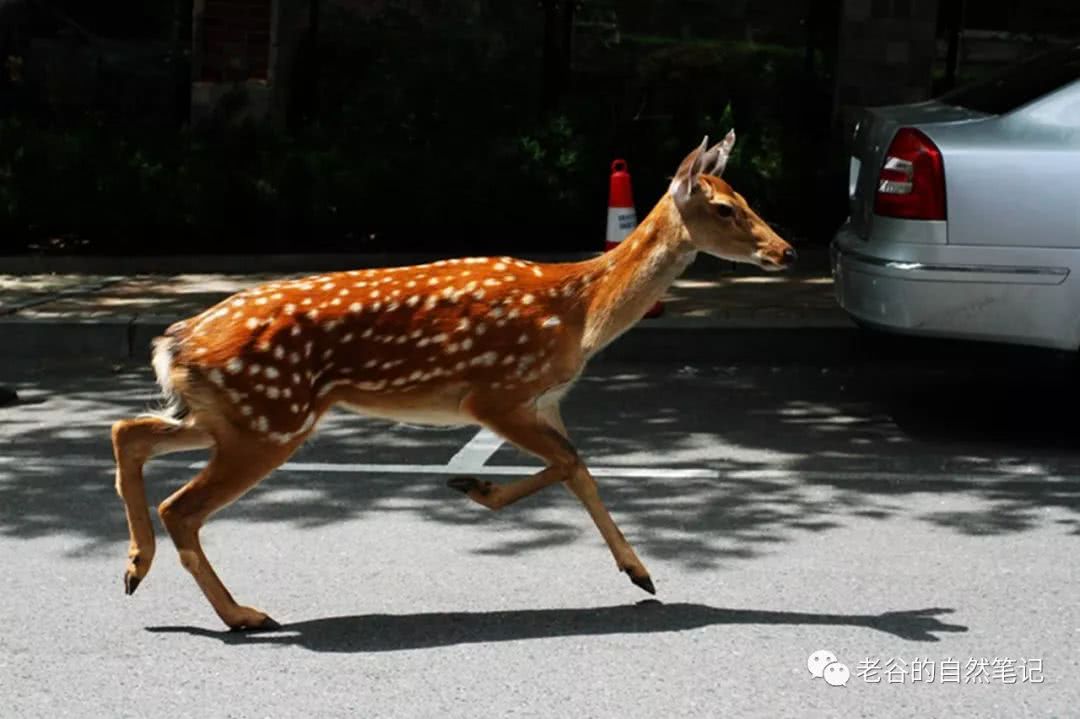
[2,342,1079,717]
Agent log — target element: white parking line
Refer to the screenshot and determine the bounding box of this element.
[0,455,719,479]
[445,428,505,470]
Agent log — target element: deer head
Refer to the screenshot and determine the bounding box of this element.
[668,132,796,271]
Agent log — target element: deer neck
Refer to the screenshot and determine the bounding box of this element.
[580,194,696,357]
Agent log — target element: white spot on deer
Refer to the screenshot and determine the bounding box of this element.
[240,405,253,416]
[323,319,341,332]
[227,389,243,402]
[364,359,378,368]
[432,333,448,344]
[355,281,368,289]
[445,343,459,354]
[248,363,262,376]
[521,294,535,305]
[542,316,561,328]
[387,302,400,312]
[427,277,439,286]
[254,297,268,306]
[494,262,507,271]
[471,351,498,367]
[322,349,334,361]
[347,302,362,314]
[490,307,505,319]
[330,298,342,306]
[531,267,543,277]
[287,352,300,365]
[304,341,314,358]
[370,289,381,299]
[285,304,297,315]
[264,366,280,380]
[266,386,280,399]
[455,361,467,371]
[501,354,516,366]
[341,332,354,343]
[417,337,430,348]
[405,295,419,307]
[307,310,320,320]
[226,358,244,374]
[232,299,246,307]
[409,370,422,381]
[483,278,500,287]
[302,297,313,305]
[273,345,285,359]
[232,311,244,320]
[254,383,265,393]
[195,347,208,356]
[372,302,383,311]
[461,337,473,350]
[504,275,516,282]
[245,317,260,330]
[255,416,269,432]
[208,369,225,386]
[282,387,292,398]
[361,328,374,339]
[424,296,438,310]
[391,377,407,386]
[517,333,529,344]
[290,403,300,413]
[475,323,487,335]
[406,280,417,288]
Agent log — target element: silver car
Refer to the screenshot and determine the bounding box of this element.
[830,44,1080,351]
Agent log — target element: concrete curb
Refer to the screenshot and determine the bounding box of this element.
[0,252,602,276]
[0,248,832,276]
[0,314,857,365]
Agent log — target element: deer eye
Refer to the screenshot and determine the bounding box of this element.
[713,203,735,218]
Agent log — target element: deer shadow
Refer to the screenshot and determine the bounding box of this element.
[146,600,967,653]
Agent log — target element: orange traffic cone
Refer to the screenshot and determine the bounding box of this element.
[606,159,663,318]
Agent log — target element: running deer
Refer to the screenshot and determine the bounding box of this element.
[111,133,795,630]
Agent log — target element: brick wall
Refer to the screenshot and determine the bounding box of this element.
[198,0,272,83]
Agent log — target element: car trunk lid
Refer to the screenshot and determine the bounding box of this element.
[848,101,988,239]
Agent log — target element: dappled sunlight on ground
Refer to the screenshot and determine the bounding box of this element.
[2,352,1079,570]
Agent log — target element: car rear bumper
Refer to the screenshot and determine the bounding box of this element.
[830,223,1080,351]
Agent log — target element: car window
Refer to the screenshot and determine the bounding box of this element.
[938,44,1080,114]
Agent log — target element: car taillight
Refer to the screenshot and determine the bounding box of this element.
[874,128,946,221]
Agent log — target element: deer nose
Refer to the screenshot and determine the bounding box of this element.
[782,247,797,265]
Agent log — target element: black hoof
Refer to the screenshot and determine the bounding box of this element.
[628,572,656,595]
[447,477,491,496]
[124,572,142,596]
[229,616,282,633]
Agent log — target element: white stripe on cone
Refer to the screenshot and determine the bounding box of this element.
[606,207,637,247]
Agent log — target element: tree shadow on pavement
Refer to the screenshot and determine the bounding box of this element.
[3,348,1080,570]
[145,600,968,652]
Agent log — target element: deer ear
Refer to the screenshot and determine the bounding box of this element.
[668,135,709,202]
[703,129,736,176]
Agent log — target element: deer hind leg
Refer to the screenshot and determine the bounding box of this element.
[157,435,298,631]
[112,417,214,595]
[448,403,654,594]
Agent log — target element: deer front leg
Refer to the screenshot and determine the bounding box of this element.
[541,403,654,594]
[448,403,654,594]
